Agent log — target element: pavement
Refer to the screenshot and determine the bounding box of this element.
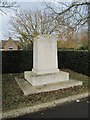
[2,92,89,119]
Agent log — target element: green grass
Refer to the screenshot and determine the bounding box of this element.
[2,69,89,112]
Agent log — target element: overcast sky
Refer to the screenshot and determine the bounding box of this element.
[0,1,45,40]
[0,0,74,40]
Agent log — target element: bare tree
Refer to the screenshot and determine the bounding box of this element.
[45,1,89,30]
[44,0,90,50]
[0,0,18,15]
[10,10,68,50]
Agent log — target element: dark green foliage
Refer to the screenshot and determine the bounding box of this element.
[2,50,89,76]
[2,51,33,73]
[58,50,89,76]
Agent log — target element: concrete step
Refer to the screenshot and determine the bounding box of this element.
[24,71,69,86]
[15,77,83,96]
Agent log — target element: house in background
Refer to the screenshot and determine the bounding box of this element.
[1,37,19,51]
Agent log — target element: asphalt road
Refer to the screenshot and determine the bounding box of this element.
[5,97,89,119]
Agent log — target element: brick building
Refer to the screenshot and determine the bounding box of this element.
[1,37,19,51]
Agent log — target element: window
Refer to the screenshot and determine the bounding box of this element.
[9,47,13,50]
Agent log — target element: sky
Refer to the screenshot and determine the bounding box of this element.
[0,0,78,40]
[0,1,46,40]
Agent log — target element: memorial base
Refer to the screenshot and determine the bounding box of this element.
[24,71,69,86]
[32,68,59,75]
[15,77,83,96]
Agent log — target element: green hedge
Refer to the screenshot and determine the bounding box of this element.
[58,50,89,76]
[2,50,89,76]
[2,51,33,73]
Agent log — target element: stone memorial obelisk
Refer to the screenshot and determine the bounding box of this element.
[24,34,69,86]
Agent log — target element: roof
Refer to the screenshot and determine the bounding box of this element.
[1,37,19,48]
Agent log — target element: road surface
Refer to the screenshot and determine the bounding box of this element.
[4,97,89,119]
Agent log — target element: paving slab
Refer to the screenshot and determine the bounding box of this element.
[15,77,83,96]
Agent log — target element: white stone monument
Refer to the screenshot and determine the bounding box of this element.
[32,35,59,75]
[24,34,69,86]
[15,34,82,95]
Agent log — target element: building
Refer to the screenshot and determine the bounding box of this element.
[1,37,19,51]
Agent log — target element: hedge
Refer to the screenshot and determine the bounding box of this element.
[2,50,89,76]
[2,51,33,73]
[58,50,89,76]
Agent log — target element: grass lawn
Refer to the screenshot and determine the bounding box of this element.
[2,69,89,112]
